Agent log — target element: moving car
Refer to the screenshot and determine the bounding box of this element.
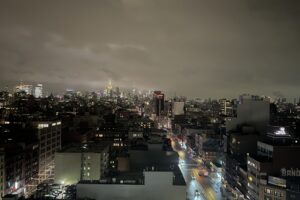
[198,169,209,177]
[195,190,200,197]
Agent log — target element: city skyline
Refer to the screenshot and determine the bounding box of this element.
[0,0,300,98]
[1,80,299,102]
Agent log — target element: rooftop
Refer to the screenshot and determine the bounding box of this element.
[80,172,144,185]
[258,137,300,147]
[248,154,272,163]
[129,142,186,185]
[58,143,110,153]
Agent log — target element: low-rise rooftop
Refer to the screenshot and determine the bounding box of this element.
[58,143,110,153]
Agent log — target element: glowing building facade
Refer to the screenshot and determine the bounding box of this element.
[104,80,113,97]
[35,121,61,183]
[34,84,43,98]
[15,83,33,95]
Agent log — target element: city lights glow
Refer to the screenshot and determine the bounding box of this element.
[275,127,287,135]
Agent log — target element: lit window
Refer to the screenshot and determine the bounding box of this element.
[38,124,49,129]
[265,188,272,194]
[248,176,253,182]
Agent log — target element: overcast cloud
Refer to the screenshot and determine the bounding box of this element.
[0,0,299,98]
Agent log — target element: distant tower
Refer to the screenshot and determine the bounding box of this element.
[104,79,113,97]
[34,84,43,98]
[107,79,112,90]
[153,91,165,116]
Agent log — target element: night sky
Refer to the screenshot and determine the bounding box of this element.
[0,0,300,98]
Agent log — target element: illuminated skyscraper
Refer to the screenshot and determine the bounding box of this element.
[35,121,61,183]
[104,80,113,97]
[34,84,43,98]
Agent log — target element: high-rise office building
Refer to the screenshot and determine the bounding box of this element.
[104,80,113,97]
[34,84,43,98]
[153,91,164,116]
[172,101,185,116]
[34,121,61,183]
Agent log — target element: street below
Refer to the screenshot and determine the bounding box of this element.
[170,135,223,200]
